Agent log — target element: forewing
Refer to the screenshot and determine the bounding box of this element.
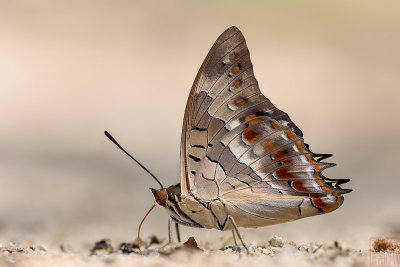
[180,26,303,198]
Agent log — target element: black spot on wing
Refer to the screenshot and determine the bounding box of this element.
[232,176,250,186]
[191,144,206,149]
[189,155,201,162]
[298,199,304,216]
[227,182,236,190]
[206,155,218,164]
[191,126,207,132]
[205,155,227,175]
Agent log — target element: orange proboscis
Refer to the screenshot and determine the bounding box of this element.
[138,204,156,255]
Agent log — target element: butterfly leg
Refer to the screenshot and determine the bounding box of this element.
[231,230,238,247]
[166,217,182,245]
[175,222,181,243]
[166,215,203,246]
[168,215,201,243]
[168,216,174,243]
[160,217,181,251]
[227,215,248,253]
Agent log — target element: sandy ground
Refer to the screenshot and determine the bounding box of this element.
[1,235,374,267]
[3,233,399,267]
[2,207,399,267]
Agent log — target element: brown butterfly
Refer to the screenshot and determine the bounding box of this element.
[106,26,351,252]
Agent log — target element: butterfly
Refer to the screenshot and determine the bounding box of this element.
[106,26,351,252]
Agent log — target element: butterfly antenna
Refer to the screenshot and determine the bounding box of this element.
[104,131,164,189]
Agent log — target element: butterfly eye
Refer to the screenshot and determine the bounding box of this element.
[155,190,168,207]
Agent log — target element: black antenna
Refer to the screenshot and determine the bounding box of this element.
[104,131,164,189]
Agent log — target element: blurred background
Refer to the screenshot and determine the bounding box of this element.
[1,0,399,250]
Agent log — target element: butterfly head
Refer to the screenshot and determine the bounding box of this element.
[150,188,168,207]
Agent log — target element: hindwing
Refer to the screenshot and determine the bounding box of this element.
[180,26,351,218]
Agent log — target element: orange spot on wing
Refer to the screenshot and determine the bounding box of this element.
[233,65,240,73]
[230,54,236,60]
[311,197,324,209]
[243,129,258,142]
[286,130,296,141]
[245,114,256,121]
[265,140,273,148]
[234,81,241,87]
[296,141,306,153]
[292,181,310,192]
[236,98,246,105]
[314,165,323,178]
[273,149,287,160]
[316,180,333,192]
[275,168,296,179]
[271,121,282,130]
[312,196,342,212]
[283,159,291,164]
[249,118,262,125]
[306,154,315,164]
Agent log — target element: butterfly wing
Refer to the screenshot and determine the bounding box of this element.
[180,26,350,221]
[180,26,301,195]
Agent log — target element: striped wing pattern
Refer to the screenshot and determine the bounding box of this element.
[180,27,351,222]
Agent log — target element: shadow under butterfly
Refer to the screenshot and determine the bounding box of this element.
[105,26,352,253]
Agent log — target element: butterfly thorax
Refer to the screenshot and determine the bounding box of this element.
[151,183,232,230]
